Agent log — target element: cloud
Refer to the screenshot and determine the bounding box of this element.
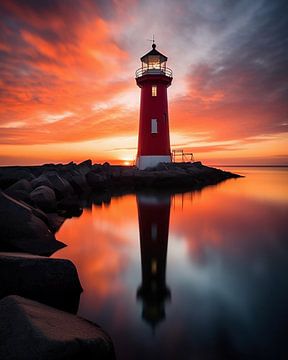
[0,0,287,164]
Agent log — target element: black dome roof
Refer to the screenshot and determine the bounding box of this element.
[140,44,168,63]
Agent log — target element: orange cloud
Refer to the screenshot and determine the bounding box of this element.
[0,0,287,165]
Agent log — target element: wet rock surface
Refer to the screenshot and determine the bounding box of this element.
[0,252,82,313]
[30,185,57,211]
[0,191,65,255]
[0,295,116,360]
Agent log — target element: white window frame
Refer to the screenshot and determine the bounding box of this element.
[152,85,157,97]
[151,118,158,134]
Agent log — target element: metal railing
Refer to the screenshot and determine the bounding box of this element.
[172,149,194,163]
[135,67,173,78]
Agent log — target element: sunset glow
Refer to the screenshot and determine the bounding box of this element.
[0,0,287,165]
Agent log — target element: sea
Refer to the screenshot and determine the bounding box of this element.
[52,167,288,360]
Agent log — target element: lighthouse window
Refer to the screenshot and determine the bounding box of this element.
[152,85,157,97]
[151,119,158,134]
[151,259,157,274]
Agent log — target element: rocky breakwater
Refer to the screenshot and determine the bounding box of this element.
[0,295,115,360]
[0,159,117,359]
[0,159,241,210]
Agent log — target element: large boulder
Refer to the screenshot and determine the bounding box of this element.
[91,163,103,173]
[0,191,65,255]
[5,179,32,193]
[61,169,88,193]
[0,252,82,313]
[46,213,66,233]
[31,174,53,189]
[4,179,33,203]
[4,189,32,204]
[0,168,34,189]
[86,172,107,190]
[57,195,83,218]
[77,159,92,176]
[41,171,73,198]
[0,295,115,360]
[30,185,57,211]
[111,168,136,188]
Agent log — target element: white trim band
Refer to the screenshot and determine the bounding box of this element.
[136,155,171,170]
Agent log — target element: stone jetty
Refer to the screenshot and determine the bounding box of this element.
[0,159,241,358]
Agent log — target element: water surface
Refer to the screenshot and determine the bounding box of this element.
[53,167,288,359]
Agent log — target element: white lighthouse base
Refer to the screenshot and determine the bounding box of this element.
[136,155,171,170]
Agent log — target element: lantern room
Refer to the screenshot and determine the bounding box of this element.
[136,44,172,78]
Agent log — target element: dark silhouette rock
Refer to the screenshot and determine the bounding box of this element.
[31,174,53,189]
[4,189,32,204]
[4,179,33,203]
[91,163,103,173]
[30,185,57,211]
[61,169,88,193]
[5,179,32,193]
[86,172,107,190]
[0,168,35,189]
[46,213,66,232]
[0,295,116,360]
[0,252,82,313]
[79,159,92,167]
[57,196,83,217]
[110,168,136,188]
[102,162,111,173]
[77,159,93,176]
[0,192,65,255]
[41,171,73,198]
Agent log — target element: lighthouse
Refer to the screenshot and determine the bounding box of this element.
[135,43,173,170]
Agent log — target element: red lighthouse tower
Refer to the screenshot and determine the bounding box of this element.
[135,43,173,170]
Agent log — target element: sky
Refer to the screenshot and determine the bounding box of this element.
[0,0,287,166]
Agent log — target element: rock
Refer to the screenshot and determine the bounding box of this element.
[0,295,116,360]
[102,162,111,172]
[77,159,92,176]
[192,161,204,168]
[30,185,57,211]
[4,179,33,204]
[5,179,32,193]
[57,196,83,217]
[69,173,88,193]
[111,168,136,188]
[0,168,35,189]
[0,252,82,313]
[0,191,65,255]
[153,162,170,171]
[79,159,92,167]
[4,189,32,204]
[61,169,88,193]
[46,213,66,232]
[24,202,52,228]
[41,171,73,198]
[91,163,103,173]
[31,174,53,189]
[86,172,107,190]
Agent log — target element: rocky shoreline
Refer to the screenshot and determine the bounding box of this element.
[0,160,241,359]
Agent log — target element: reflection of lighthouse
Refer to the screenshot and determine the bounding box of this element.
[136,193,171,329]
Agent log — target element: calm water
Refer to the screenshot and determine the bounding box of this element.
[53,167,288,360]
